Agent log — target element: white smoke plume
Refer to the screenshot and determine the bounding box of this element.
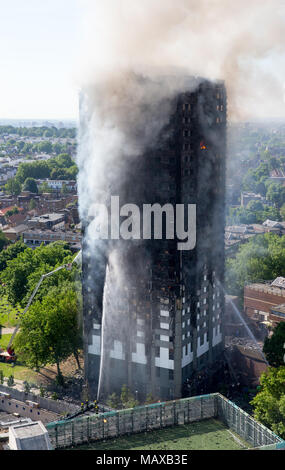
[77,0,285,120]
[76,0,285,219]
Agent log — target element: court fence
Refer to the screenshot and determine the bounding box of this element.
[46,393,285,450]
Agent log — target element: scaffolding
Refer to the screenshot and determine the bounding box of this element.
[46,393,285,450]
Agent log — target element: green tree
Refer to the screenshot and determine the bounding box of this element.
[0,231,9,252]
[50,167,68,180]
[22,177,38,194]
[106,392,121,409]
[60,183,68,195]
[268,156,280,171]
[38,181,53,194]
[5,207,19,217]
[37,141,53,154]
[16,161,50,183]
[251,367,285,439]
[145,393,157,405]
[55,153,74,168]
[4,178,21,196]
[242,162,270,193]
[13,286,81,383]
[263,323,285,367]
[53,143,64,155]
[7,374,14,387]
[226,233,285,296]
[28,199,37,210]
[23,381,31,394]
[246,200,264,212]
[0,241,27,271]
[280,204,285,221]
[120,384,139,409]
[266,183,285,208]
[0,241,73,306]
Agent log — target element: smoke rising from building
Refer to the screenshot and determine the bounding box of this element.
[76,1,284,400]
[77,0,285,121]
[77,0,285,223]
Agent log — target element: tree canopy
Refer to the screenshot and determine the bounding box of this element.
[0,240,27,271]
[227,203,280,225]
[263,323,285,367]
[106,385,139,409]
[266,183,285,209]
[226,233,285,296]
[0,125,76,139]
[0,231,10,252]
[4,178,21,196]
[14,153,78,183]
[13,285,82,381]
[0,241,75,306]
[22,177,38,194]
[251,366,285,439]
[0,241,82,383]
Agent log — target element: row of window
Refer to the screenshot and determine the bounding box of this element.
[155,347,174,360]
[156,367,174,381]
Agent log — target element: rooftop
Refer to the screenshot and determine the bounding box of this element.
[9,421,52,450]
[0,206,23,217]
[3,224,28,234]
[245,278,285,297]
[263,219,284,229]
[271,277,285,289]
[28,213,64,223]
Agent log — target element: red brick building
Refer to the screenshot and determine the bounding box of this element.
[244,279,285,328]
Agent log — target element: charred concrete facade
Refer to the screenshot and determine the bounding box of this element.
[82,78,227,402]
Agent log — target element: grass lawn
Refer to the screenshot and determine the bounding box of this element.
[73,419,250,451]
[0,334,12,350]
[0,333,38,382]
[0,295,23,327]
[0,298,38,382]
[0,361,38,382]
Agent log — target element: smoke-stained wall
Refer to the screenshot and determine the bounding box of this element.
[80,75,227,401]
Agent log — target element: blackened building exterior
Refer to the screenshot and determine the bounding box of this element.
[82,77,227,402]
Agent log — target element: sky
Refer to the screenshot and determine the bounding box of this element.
[0,1,284,122]
[0,0,81,121]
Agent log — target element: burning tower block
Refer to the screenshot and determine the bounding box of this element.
[81,76,227,402]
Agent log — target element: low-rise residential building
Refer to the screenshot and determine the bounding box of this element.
[263,219,284,229]
[27,213,65,230]
[3,224,29,242]
[225,222,285,257]
[0,197,17,208]
[23,229,81,251]
[268,167,285,186]
[270,304,285,326]
[36,179,77,193]
[244,278,285,328]
[241,192,265,208]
